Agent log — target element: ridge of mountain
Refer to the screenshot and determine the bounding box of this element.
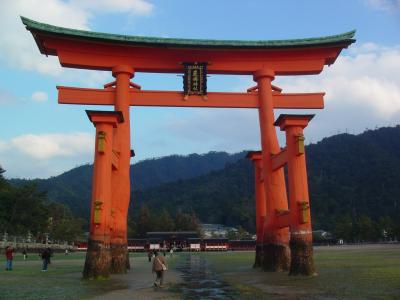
[8,126,400,233]
[9,151,247,216]
[132,126,400,232]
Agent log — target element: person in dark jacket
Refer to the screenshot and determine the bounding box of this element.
[41,248,51,271]
[152,251,167,287]
[5,246,14,271]
[22,249,28,260]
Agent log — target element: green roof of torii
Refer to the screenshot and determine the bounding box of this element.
[21,16,356,50]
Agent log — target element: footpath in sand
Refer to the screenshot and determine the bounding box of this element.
[92,255,182,300]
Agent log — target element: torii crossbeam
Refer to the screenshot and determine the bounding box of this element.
[58,86,325,109]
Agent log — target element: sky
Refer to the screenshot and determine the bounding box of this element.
[0,0,399,179]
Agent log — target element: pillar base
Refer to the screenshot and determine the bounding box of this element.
[261,243,290,272]
[289,238,316,276]
[110,243,129,274]
[83,239,111,279]
[253,244,263,268]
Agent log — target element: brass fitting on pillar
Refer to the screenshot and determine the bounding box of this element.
[297,201,310,224]
[93,200,103,224]
[295,134,305,155]
[97,131,106,153]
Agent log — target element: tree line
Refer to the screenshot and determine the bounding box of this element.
[128,204,201,238]
[334,214,400,243]
[0,167,83,243]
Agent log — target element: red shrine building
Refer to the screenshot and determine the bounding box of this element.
[22,16,355,278]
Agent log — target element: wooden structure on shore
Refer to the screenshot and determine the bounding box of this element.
[22,16,355,278]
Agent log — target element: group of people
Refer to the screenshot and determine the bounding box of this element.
[3,246,53,271]
[148,250,168,288]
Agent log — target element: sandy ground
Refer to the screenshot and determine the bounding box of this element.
[91,256,182,300]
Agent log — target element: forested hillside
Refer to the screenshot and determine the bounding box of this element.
[10,151,246,217]
[132,158,255,231]
[8,126,400,241]
[131,126,400,239]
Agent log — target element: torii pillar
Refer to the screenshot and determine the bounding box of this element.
[247,151,267,268]
[110,66,135,273]
[83,110,123,279]
[254,69,290,272]
[275,114,316,276]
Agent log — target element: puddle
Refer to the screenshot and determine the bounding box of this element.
[176,254,238,300]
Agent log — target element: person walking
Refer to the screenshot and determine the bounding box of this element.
[41,248,51,271]
[22,249,28,260]
[152,251,167,288]
[147,250,153,262]
[5,246,14,271]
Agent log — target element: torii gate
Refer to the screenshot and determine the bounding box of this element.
[22,17,355,279]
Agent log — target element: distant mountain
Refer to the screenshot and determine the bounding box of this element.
[131,126,400,233]
[306,126,400,230]
[8,126,400,235]
[132,158,255,231]
[9,151,246,217]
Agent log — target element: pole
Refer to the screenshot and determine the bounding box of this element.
[254,68,290,271]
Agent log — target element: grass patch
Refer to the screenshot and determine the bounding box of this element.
[200,245,400,300]
[0,245,399,299]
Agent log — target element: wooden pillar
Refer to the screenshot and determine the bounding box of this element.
[83,110,123,279]
[254,69,290,272]
[275,114,316,276]
[247,151,267,268]
[110,65,134,273]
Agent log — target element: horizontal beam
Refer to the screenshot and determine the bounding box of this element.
[271,148,288,171]
[57,86,324,109]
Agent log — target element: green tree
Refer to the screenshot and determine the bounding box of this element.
[378,216,396,241]
[236,226,249,239]
[2,184,49,236]
[227,229,238,240]
[47,203,82,242]
[127,218,137,238]
[175,210,200,233]
[156,209,175,231]
[136,204,153,237]
[357,215,379,242]
[334,215,354,242]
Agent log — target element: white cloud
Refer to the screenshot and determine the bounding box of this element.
[0,140,9,152]
[163,109,260,152]
[157,43,400,152]
[71,0,154,15]
[0,0,153,82]
[276,44,400,118]
[31,91,48,102]
[9,132,93,160]
[0,132,94,178]
[0,89,18,105]
[364,0,400,12]
[0,0,89,76]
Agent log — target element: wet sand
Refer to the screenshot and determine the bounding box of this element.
[91,256,182,300]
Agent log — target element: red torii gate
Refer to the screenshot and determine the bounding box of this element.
[22,16,355,278]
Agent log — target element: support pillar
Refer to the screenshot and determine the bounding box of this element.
[247,151,267,268]
[83,110,123,279]
[110,65,134,273]
[275,114,316,276]
[254,69,290,272]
